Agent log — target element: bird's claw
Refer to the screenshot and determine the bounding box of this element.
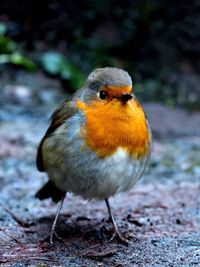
[108,230,129,245]
[49,231,65,246]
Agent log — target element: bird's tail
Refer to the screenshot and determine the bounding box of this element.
[35,181,65,203]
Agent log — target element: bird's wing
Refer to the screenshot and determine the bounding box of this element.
[36,99,77,172]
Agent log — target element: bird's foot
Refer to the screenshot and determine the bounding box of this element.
[109,229,129,246]
[49,231,66,247]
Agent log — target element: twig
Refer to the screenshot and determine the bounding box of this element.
[4,208,32,228]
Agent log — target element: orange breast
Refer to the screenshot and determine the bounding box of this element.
[76,99,151,159]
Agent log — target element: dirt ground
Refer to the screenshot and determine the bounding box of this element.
[0,72,200,266]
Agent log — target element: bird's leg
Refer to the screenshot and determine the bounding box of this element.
[105,198,128,245]
[50,194,66,246]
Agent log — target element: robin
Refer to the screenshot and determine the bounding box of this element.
[36,67,151,245]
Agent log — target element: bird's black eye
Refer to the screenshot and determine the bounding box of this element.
[99,90,108,100]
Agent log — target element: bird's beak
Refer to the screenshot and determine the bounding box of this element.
[115,93,133,103]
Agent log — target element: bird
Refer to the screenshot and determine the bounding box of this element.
[36,67,151,245]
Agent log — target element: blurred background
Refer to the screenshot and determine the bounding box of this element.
[0,0,200,109]
[0,1,200,265]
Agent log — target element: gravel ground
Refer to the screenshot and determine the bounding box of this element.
[0,72,200,266]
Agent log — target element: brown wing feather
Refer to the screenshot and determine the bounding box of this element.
[36,100,76,172]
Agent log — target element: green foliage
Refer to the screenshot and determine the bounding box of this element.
[0,23,36,71]
[0,52,36,70]
[41,52,85,90]
[0,23,16,54]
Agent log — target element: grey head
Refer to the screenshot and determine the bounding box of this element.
[74,67,133,102]
[86,67,132,88]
